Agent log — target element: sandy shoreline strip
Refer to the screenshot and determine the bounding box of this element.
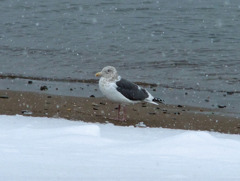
[0,90,239,134]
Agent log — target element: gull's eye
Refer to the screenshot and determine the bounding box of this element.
[107,69,112,73]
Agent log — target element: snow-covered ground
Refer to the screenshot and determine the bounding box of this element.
[0,115,240,181]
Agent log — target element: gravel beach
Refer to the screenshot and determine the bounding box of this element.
[0,90,239,134]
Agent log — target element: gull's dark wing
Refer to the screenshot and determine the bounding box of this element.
[116,78,148,101]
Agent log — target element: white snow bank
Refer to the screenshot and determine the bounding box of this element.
[0,115,240,181]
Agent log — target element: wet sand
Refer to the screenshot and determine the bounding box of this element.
[0,90,240,134]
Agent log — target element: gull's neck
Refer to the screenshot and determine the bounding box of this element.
[102,74,120,82]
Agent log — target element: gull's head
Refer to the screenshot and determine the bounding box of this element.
[95,66,118,80]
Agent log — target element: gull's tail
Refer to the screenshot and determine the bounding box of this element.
[144,90,165,105]
[153,97,165,105]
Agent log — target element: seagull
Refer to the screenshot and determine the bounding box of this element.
[95,66,164,121]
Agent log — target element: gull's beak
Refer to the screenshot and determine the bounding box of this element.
[95,72,102,77]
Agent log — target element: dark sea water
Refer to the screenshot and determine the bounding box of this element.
[0,0,240,115]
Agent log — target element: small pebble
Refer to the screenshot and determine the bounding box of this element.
[92,103,98,107]
[40,85,48,91]
[162,109,167,114]
[218,105,226,108]
[89,95,95,98]
[100,102,106,105]
[22,110,32,115]
[142,104,147,107]
[227,91,234,95]
[177,105,183,108]
[28,80,33,84]
[0,95,9,99]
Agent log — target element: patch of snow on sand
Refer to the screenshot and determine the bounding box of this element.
[0,115,240,181]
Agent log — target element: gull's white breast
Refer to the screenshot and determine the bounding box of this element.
[99,77,134,104]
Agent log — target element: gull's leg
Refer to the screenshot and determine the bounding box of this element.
[122,105,127,121]
[114,104,126,122]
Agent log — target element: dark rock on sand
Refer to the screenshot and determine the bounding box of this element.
[22,110,33,115]
[218,105,226,108]
[0,95,9,99]
[227,91,234,95]
[40,86,48,91]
